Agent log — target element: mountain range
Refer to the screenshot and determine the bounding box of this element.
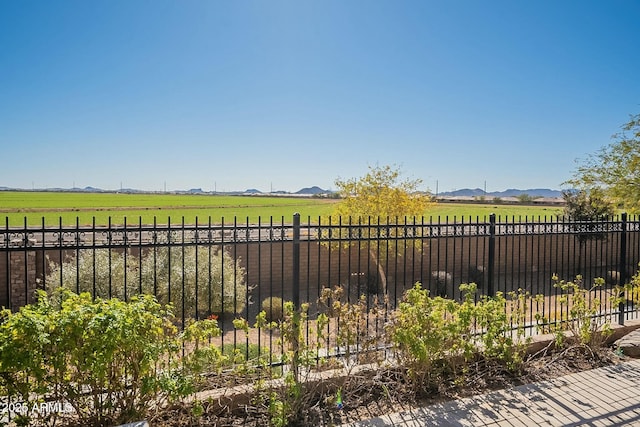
[437,188,563,198]
[0,185,562,198]
[0,185,332,195]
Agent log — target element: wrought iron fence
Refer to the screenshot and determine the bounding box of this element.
[2,213,640,360]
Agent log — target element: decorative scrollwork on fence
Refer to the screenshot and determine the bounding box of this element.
[51,230,79,248]
[267,226,289,241]
[426,225,441,238]
[74,231,85,247]
[1,216,639,249]
[3,231,37,248]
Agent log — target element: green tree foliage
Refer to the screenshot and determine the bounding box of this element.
[562,189,616,275]
[562,189,615,240]
[563,189,615,221]
[566,113,640,212]
[516,193,535,203]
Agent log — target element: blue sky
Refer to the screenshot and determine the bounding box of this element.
[1,1,639,194]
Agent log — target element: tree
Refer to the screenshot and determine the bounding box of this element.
[329,164,433,295]
[566,113,640,212]
[562,189,615,275]
[562,189,615,232]
[517,193,535,204]
[333,164,431,220]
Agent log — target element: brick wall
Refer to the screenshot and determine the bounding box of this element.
[0,233,633,312]
[2,251,39,308]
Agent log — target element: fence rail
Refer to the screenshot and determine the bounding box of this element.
[2,215,634,249]
[2,213,640,359]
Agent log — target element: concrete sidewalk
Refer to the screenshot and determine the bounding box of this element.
[341,359,640,427]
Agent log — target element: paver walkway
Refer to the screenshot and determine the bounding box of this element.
[341,359,640,427]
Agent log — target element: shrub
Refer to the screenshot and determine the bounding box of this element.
[139,246,247,317]
[45,246,247,318]
[221,343,270,367]
[539,275,613,349]
[44,247,139,299]
[387,283,530,392]
[261,296,284,323]
[388,283,476,390]
[474,288,531,370]
[237,299,328,427]
[318,286,384,365]
[0,289,221,426]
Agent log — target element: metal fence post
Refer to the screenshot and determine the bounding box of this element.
[618,212,628,326]
[292,213,301,309]
[488,213,496,297]
[291,213,301,382]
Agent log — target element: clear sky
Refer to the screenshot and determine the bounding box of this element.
[1,1,639,194]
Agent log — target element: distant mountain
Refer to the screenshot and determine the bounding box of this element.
[440,188,486,197]
[295,186,328,195]
[439,188,563,198]
[0,184,559,198]
[242,186,330,195]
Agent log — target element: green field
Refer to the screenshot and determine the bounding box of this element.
[0,191,564,226]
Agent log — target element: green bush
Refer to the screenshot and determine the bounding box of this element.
[387,283,473,391]
[538,275,613,349]
[387,283,530,392]
[0,289,221,426]
[45,246,247,318]
[261,296,284,323]
[474,288,531,370]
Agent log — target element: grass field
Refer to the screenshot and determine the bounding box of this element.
[0,191,564,226]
